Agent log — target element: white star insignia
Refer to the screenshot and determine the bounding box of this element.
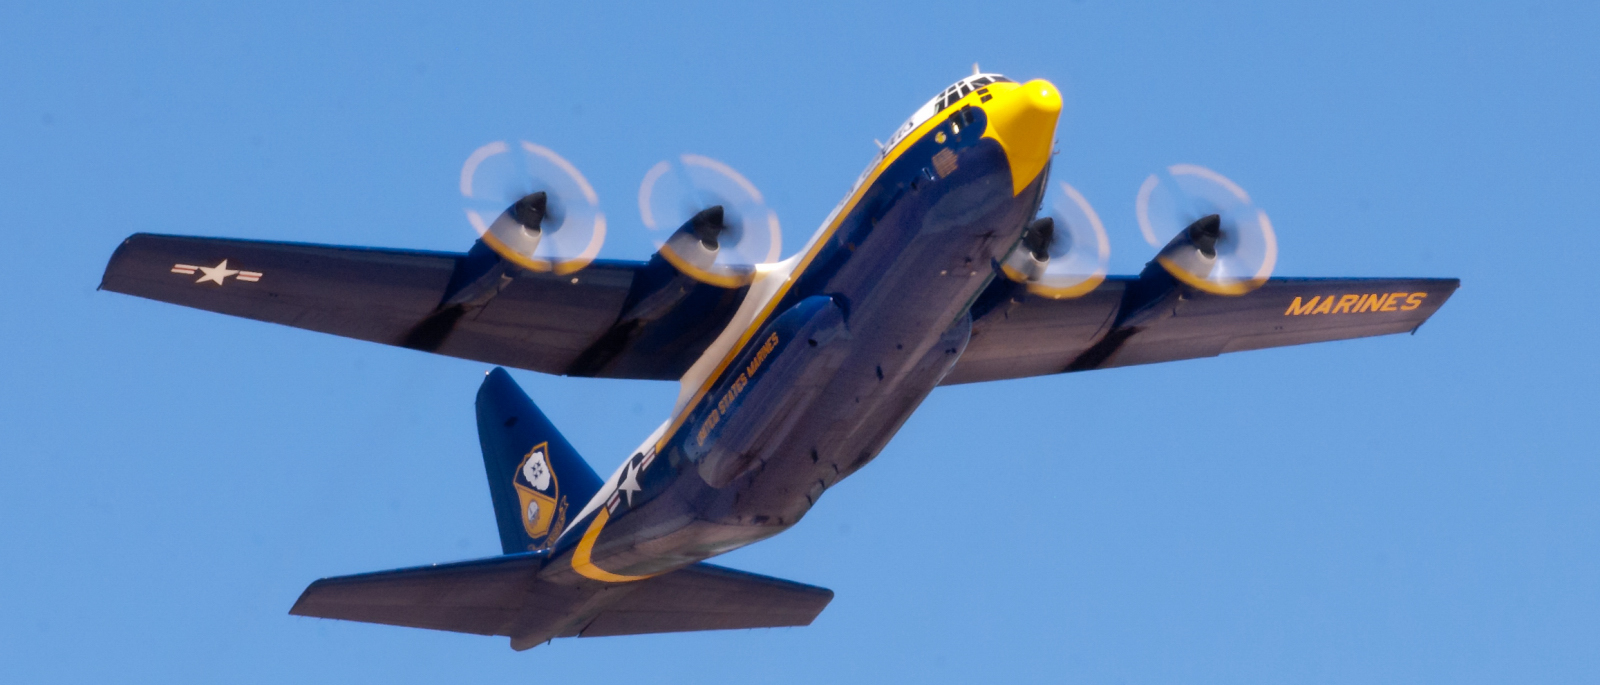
[618,463,642,507]
[195,260,240,285]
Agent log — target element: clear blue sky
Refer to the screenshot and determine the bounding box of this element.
[3,2,1597,683]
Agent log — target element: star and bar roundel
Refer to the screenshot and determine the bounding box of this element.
[170,259,262,285]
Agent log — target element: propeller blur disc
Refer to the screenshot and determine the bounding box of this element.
[1135,164,1276,295]
[639,154,781,287]
[461,141,606,275]
[1000,181,1110,299]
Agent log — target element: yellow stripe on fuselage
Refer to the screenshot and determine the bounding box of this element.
[570,508,660,582]
[570,79,1061,583]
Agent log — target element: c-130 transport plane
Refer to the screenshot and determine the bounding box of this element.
[102,71,1457,650]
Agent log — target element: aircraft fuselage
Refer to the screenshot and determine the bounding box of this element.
[540,78,1063,590]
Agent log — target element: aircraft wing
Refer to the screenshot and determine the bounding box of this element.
[290,554,833,646]
[944,274,1460,385]
[99,233,748,380]
[104,235,1458,385]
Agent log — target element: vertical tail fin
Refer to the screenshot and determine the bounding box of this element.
[475,368,602,554]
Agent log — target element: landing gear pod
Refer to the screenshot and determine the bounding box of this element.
[684,295,849,488]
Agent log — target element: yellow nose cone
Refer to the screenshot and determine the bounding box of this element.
[982,79,1062,195]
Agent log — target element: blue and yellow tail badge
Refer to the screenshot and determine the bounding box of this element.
[475,367,603,555]
[514,442,566,544]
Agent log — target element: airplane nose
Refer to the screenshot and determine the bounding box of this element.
[983,79,1062,195]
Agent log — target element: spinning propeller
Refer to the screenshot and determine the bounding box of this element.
[1000,181,1111,299]
[639,154,782,287]
[1136,164,1276,295]
[461,141,606,275]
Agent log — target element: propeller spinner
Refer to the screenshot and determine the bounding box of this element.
[461,141,606,275]
[1136,164,1276,295]
[1000,181,1111,298]
[639,154,782,287]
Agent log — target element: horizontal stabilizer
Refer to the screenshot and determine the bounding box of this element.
[578,562,834,638]
[290,554,832,648]
[290,552,554,637]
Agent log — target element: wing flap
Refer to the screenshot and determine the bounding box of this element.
[944,282,1124,385]
[430,261,635,372]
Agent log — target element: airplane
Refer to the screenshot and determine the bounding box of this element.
[100,70,1458,650]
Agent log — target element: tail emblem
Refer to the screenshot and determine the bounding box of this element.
[513,442,566,547]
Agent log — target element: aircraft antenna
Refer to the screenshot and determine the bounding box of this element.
[972,63,980,75]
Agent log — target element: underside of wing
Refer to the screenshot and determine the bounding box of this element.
[100,234,748,380]
[946,268,1459,385]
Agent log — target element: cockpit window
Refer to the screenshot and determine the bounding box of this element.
[877,74,1018,161]
[935,75,1012,112]
[830,74,1021,226]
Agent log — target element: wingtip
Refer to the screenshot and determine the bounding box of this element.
[286,580,323,617]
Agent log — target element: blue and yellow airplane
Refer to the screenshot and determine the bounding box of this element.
[101,72,1457,650]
